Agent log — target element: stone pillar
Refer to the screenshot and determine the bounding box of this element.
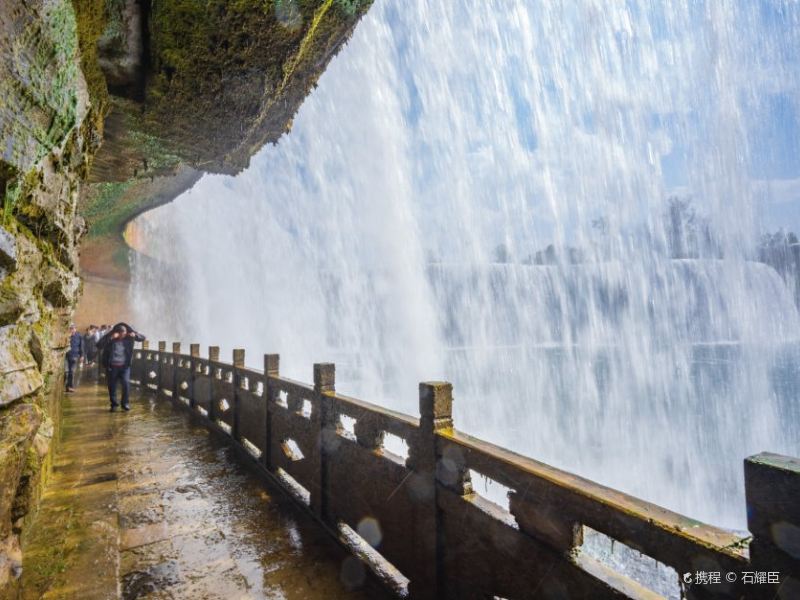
[208,346,219,421]
[745,453,800,598]
[263,354,279,470]
[136,340,148,386]
[189,343,200,407]
[408,381,453,600]
[137,340,149,386]
[157,341,166,391]
[232,349,245,367]
[171,343,181,399]
[130,339,144,384]
[232,349,245,441]
[312,363,335,520]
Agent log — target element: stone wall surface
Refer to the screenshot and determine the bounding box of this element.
[0,0,373,594]
[1,0,95,590]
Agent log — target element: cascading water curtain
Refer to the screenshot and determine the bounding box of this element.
[130,0,800,530]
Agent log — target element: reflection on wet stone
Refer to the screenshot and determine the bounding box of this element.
[122,561,182,600]
[340,556,367,590]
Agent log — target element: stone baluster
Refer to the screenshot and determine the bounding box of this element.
[232,348,245,441]
[137,340,149,387]
[208,346,219,421]
[407,381,454,600]
[263,354,279,471]
[157,341,166,391]
[313,363,335,521]
[189,343,200,407]
[172,342,181,399]
[130,339,144,384]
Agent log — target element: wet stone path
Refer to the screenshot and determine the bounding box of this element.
[19,376,387,599]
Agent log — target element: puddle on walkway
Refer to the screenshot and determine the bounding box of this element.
[19,378,389,599]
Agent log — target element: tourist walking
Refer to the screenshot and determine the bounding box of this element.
[65,324,83,392]
[83,325,98,366]
[98,322,146,411]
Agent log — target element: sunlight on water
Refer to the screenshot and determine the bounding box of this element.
[130,0,800,530]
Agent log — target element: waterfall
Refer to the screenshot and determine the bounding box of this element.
[130,0,800,530]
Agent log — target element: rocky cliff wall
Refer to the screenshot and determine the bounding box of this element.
[0,0,372,594]
[0,0,98,589]
[81,0,373,281]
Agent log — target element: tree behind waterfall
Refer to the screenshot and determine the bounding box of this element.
[665,196,721,259]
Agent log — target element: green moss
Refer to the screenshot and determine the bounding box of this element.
[27,506,75,584]
[127,130,182,174]
[4,180,22,224]
[82,181,132,237]
[39,0,81,152]
[334,0,369,17]
[281,0,335,82]
[97,0,128,50]
[71,0,110,119]
[140,0,372,168]
[0,0,84,176]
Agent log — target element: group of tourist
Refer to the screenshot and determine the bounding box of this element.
[65,322,147,412]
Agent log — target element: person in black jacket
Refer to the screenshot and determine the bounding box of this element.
[97,322,146,412]
[83,325,98,366]
[65,324,83,392]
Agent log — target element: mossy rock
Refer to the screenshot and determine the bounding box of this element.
[0,403,43,539]
[0,0,87,178]
[143,0,373,173]
[0,325,44,407]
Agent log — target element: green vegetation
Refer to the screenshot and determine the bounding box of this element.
[82,181,132,237]
[0,0,83,176]
[97,0,129,51]
[128,130,182,174]
[39,0,81,153]
[27,505,75,585]
[334,0,369,16]
[70,0,109,114]
[3,180,21,224]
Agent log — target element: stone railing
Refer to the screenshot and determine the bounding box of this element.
[129,341,799,600]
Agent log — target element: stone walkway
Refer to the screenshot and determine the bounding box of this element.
[18,374,386,599]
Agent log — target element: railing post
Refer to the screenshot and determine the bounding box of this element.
[172,342,181,400]
[232,349,245,441]
[745,453,800,598]
[312,363,335,521]
[130,341,142,385]
[408,381,453,600]
[139,340,149,386]
[208,346,219,421]
[158,341,166,392]
[263,354,279,471]
[189,343,200,407]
